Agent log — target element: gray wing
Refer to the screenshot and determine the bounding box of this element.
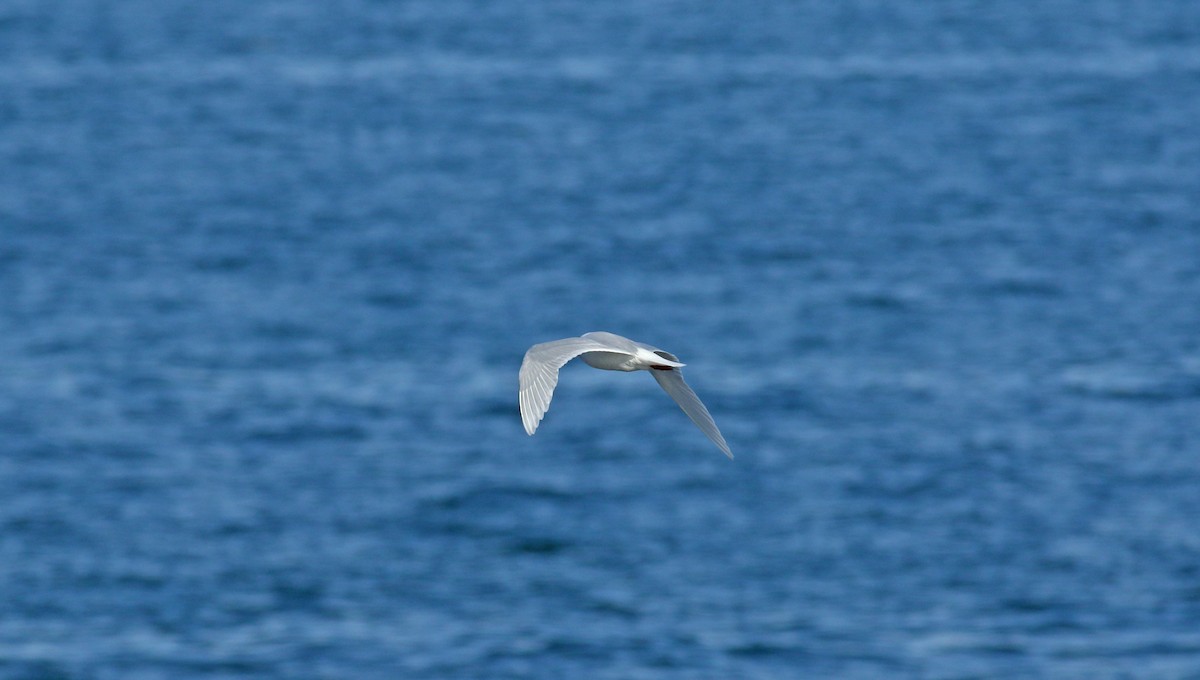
[519,336,627,435]
[651,369,733,459]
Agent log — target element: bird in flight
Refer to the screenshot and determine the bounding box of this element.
[519,331,732,458]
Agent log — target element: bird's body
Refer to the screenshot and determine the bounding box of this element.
[519,331,732,458]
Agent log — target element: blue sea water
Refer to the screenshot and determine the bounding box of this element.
[3,2,1200,678]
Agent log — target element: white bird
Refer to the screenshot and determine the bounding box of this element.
[519,331,732,458]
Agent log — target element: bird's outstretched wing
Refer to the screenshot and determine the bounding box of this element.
[519,337,626,435]
[651,369,733,458]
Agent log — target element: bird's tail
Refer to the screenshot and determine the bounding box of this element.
[651,350,686,369]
